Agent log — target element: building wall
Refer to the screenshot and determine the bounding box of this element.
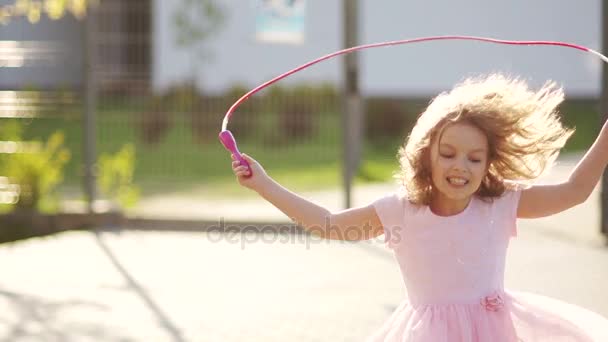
[0,15,84,89]
[0,0,151,94]
[2,1,599,96]
[153,0,601,97]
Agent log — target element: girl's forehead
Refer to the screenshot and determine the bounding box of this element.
[436,123,488,150]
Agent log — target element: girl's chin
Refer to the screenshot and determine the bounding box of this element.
[439,186,475,199]
[443,193,471,201]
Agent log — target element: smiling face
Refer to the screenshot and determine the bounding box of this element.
[429,121,489,210]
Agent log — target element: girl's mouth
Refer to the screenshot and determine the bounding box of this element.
[447,177,469,187]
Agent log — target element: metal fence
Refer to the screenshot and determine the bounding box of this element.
[0,1,358,216]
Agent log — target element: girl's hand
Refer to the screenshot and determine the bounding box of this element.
[231,153,269,192]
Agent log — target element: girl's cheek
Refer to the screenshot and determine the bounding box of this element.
[473,164,487,179]
[437,158,452,170]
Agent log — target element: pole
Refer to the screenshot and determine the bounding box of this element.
[83,3,98,213]
[342,0,362,209]
[601,0,608,237]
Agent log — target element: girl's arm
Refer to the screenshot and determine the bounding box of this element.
[232,154,384,240]
[518,119,608,219]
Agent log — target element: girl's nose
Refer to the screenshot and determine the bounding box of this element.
[453,158,468,172]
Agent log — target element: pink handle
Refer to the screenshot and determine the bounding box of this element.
[219,130,252,178]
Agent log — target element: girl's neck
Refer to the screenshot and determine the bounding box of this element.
[429,192,473,217]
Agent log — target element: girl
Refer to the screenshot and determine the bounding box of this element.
[231,74,608,341]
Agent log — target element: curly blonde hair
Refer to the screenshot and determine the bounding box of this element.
[397,73,575,205]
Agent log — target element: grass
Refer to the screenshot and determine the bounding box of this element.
[8,103,345,198]
[3,98,602,200]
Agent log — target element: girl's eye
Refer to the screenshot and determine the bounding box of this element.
[470,159,482,163]
[440,154,453,159]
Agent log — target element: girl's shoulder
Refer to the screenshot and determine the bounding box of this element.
[372,191,411,215]
[372,189,421,221]
[495,180,532,207]
[486,181,532,237]
[503,179,533,192]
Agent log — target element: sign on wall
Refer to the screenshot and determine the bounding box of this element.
[255,0,305,44]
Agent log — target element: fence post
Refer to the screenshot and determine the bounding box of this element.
[83,3,98,213]
[601,0,608,237]
[342,0,362,209]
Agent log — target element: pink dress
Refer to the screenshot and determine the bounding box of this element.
[367,189,608,342]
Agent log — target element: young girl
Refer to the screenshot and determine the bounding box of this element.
[231,74,608,341]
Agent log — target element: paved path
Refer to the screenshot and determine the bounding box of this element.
[0,225,606,341]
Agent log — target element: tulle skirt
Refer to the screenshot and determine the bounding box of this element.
[366,290,608,342]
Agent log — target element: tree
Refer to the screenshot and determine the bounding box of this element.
[173,0,226,63]
[173,0,226,93]
[0,0,96,24]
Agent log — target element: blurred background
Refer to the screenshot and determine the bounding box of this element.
[0,0,603,217]
[0,1,607,341]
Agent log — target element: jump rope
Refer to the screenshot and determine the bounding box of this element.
[218,35,608,177]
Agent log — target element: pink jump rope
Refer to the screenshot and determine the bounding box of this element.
[219,35,608,177]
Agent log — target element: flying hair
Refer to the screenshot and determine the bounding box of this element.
[397,73,575,205]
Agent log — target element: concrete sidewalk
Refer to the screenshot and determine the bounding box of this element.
[0,225,607,341]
